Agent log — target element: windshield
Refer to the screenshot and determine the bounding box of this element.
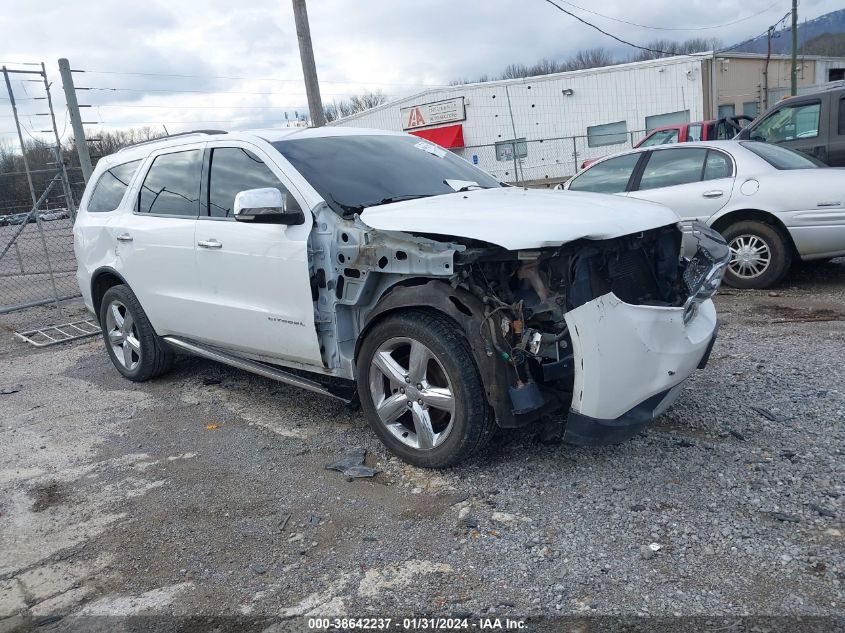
[639,129,679,147]
[740,142,825,169]
[272,134,501,216]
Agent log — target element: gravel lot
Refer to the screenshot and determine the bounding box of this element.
[1,260,843,631]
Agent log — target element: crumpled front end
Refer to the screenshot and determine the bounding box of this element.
[563,222,729,444]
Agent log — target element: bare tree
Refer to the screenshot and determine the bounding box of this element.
[324,90,388,122]
[564,48,615,71]
[630,38,721,61]
[452,48,615,84]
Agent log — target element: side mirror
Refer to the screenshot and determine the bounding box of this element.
[233,188,304,225]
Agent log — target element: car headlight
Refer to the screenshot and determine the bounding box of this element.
[681,222,730,324]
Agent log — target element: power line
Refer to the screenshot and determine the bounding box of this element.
[551,0,780,32]
[72,68,448,88]
[542,0,790,58]
[540,0,695,55]
[78,86,401,98]
[715,11,792,53]
[92,104,311,110]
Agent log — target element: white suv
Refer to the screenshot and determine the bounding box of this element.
[74,127,728,467]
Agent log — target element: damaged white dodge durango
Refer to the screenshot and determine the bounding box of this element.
[74,127,729,467]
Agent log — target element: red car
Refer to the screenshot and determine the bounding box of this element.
[580,116,750,169]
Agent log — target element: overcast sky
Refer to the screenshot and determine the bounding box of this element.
[2,0,841,144]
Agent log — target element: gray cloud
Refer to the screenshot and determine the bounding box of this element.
[1,0,842,140]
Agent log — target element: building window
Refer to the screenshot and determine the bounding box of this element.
[645,110,690,132]
[742,101,759,118]
[495,138,527,162]
[718,104,736,119]
[586,120,628,147]
[829,68,845,82]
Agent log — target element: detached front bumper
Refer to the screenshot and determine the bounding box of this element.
[562,293,718,446]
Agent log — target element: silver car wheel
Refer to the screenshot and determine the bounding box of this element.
[728,234,771,279]
[368,337,455,451]
[105,299,141,371]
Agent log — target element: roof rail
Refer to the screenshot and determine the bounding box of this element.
[117,129,227,152]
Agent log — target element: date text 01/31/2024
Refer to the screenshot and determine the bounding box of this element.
[307,617,527,630]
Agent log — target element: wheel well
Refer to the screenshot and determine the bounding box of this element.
[710,209,797,256]
[91,269,126,320]
[355,305,462,363]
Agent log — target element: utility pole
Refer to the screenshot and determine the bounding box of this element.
[58,58,94,183]
[790,0,798,96]
[291,0,326,127]
[763,26,774,110]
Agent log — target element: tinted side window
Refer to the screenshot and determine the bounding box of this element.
[138,150,202,216]
[87,160,141,213]
[752,102,821,142]
[208,148,291,218]
[638,148,708,190]
[568,153,641,194]
[702,150,733,180]
[839,96,845,135]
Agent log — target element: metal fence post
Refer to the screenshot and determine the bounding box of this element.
[571,137,578,174]
[34,213,63,316]
[41,62,76,217]
[13,243,24,273]
[2,66,38,208]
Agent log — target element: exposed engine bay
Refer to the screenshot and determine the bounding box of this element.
[449,224,689,418]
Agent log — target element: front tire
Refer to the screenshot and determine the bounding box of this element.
[721,221,792,289]
[99,284,174,381]
[356,310,494,468]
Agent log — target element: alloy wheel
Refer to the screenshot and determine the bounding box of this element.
[728,234,771,279]
[368,337,455,450]
[105,299,141,371]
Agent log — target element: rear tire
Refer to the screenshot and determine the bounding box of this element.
[99,284,174,382]
[721,221,792,289]
[356,310,494,468]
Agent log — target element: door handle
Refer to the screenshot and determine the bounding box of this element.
[198,239,223,249]
[702,190,724,199]
[116,233,133,242]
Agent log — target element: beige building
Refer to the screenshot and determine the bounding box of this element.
[702,52,845,120]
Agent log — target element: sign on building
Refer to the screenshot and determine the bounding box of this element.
[401,97,466,130]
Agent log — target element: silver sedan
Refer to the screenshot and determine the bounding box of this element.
[564,140,845,289]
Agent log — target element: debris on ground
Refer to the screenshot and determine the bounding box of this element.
[768,511,801,523]
[809,504,836,518]
[277,512,292,532]
[751,406,782,422]
[1,385,21,395]
[205,424,220,430]
[325,448,380,478]
[727,428,746,441]
[203,377,222,386]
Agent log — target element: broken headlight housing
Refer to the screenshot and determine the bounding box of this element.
[680,221,730,324]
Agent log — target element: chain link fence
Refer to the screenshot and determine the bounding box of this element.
[457,129,649,187]
[0,166,85,313]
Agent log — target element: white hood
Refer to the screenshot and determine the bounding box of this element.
[359,188,680,250]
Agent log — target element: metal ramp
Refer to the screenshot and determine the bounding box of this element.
[14,319,99,347]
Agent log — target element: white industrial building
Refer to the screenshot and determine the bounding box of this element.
[331,52,845,184]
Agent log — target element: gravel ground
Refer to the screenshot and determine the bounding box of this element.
[0,260,843,632]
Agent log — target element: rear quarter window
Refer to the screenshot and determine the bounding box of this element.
[86,160,142,212]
